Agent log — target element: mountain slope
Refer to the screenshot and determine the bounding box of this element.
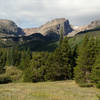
[69,29,100,49]
[0,19,24,36]
[0,18,100,52]
[68,20,100,37]
[24,18,73,36]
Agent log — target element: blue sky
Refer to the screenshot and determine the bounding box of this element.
[0,0,100,28]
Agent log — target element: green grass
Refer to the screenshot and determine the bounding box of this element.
[0,80,100,100]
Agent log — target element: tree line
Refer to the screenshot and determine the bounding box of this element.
[0,33,100,88]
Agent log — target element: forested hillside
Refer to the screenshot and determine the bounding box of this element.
[0,28,100,89]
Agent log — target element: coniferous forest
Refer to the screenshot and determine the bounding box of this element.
[0,0,100,99]
[0,31,100,89]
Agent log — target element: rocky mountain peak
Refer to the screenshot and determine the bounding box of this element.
[68,20,100,37]
[0,19,24,36]
[41,18,67,27]
[1,18,100,38]
[88,20,100,28]
[24,18,73,36]
[0,19,17,26]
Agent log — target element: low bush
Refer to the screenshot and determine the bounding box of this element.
[5,66,23,82]
[79,83,94,87]
[97,95,100,100]
[0,74,12,84]
[96,81,100,89]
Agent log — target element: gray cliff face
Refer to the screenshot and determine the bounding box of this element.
[88,20,100,28]
[24,18,73,36]
[68,20,100,37]
[0,19,24,36]
[63,20,73,35]
[0,18,100,38]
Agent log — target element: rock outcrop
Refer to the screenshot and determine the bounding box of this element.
[0,19,100,38]
[23,19,100,37]
[68,20,100,37]
[0,19,24,36]
[24,18,73,36]
[87,20,100,29]
[23,28,39,36]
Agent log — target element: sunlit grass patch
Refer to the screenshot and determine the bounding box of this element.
[0,80,100,100]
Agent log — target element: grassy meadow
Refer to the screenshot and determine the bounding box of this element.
[0,80,100,100]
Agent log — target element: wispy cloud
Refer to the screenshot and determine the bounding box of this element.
[0,0,100,28]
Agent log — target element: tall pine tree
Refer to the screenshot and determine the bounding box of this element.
[59,27,64,46]
[74,35,97,84]
[46,37,73,80]
[91,41,100,88]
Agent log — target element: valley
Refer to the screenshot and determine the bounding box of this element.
[0,18,100,100]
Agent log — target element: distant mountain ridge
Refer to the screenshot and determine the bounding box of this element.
[68,20,100,37]
[0,19,24,36]
[0,18,100,38]
[24,18,73,36]
[23,18,100,37]
[0,18,100,51]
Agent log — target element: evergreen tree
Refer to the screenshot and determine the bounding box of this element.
[71,45,78,77]
[6,47,21,67]
[74,36,97,84]
[45,52,61,81]
[0,48,6,73]
[23,52,48,82]
[91,45,100,88]
[45,37,73,80]
[19,50,31,70]
[59,37,73,79]
[6,48,14,66]
[13,48,21,66]
[59,27,64,46]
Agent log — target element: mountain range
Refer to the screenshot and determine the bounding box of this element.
[23,18,100,37]
[0,18,100,51]
[0,18,100,37]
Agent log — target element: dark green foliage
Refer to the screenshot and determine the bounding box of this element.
[74,35,97,84]
[0,28,100,89]
[58,37,73,79]
[23,66,34,82]
[44,53,61,81]
[71,45,78,77]
[6,47,21,67]
[45,37,73,81]
[6,48,14,66]
[96,82,100,88]
[59,27,64,46]
[23,37,73,82]
[23,52,49,82]
[74,35,89,84]
[20,40,58,52]
[97,95,100,100]
[0,48,7,74]
[19,49,32,70]
[45,31,60,41]
[0,74,12,84]
[91,53,100,88]
[79,83,94,87]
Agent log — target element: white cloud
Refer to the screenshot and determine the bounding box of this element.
[0,0,100,28]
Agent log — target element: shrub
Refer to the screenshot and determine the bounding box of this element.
[96,81,100,89]
[5,66,23,82]
[23,67,34,82]
[0,74,12,84]
[97,95,100,100]
[79,83,94,87]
